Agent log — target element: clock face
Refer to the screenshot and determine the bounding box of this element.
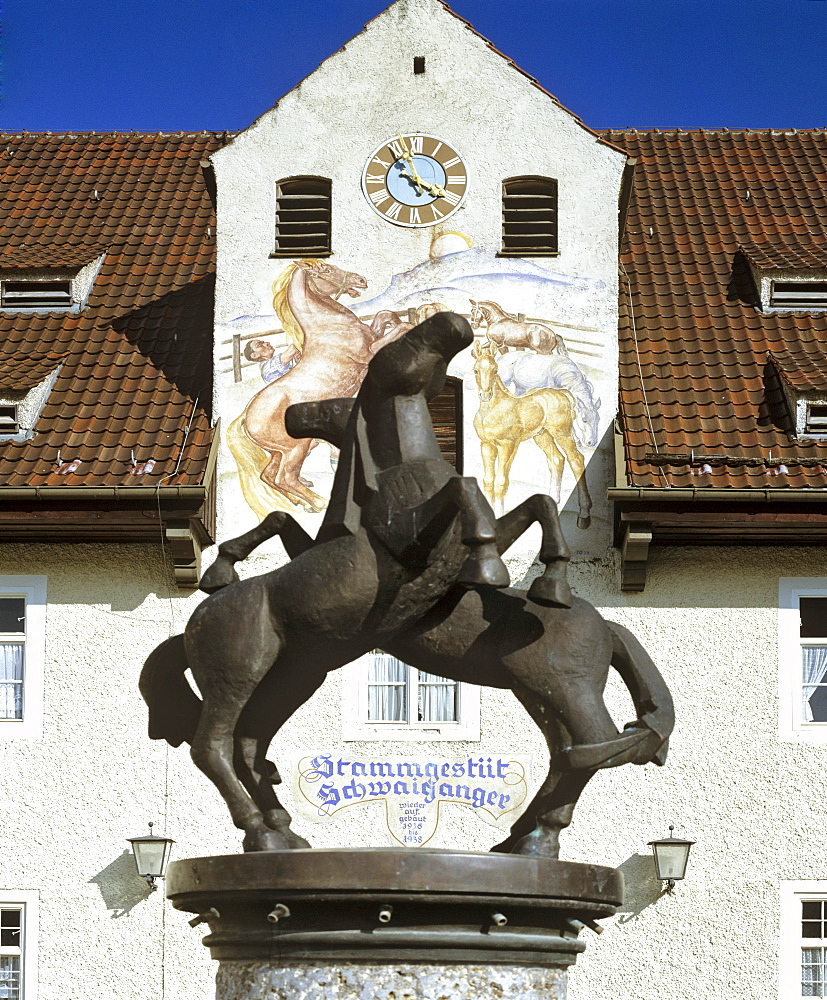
[362,134,468,228]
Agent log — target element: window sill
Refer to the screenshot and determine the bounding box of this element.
[496,250,559,258]
[269,251,333,259]
[342,720,480,742]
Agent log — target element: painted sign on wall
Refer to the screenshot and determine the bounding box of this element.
[295,752,530,847]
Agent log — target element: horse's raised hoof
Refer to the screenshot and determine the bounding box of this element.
[528,574,573,609]
[458,545,510,590]
[199,556,240,595]
[576,514,591,530]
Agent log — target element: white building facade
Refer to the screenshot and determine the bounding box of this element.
[2,3,827,999]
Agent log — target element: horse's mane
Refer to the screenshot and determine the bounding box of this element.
[270,260,328,352]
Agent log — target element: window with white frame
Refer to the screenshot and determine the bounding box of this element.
[0,577,46,740]
[342,650,480,741]
[781,882,827,998]
[0,892,38,1000]
[779,579,827,742]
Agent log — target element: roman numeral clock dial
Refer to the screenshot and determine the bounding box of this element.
[362,134,468,228]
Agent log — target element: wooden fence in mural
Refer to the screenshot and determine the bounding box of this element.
[219,309,602,384]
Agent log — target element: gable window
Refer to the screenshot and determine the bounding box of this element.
[770,281,827,310]
[779,579,827,742]
[0,280,72,309]
[342,650,480,741]
[273,177,332,257]
[500,176,558,257]
[0,893,37,1000]
[0,577,46,740]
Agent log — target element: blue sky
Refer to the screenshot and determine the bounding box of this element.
[4,0,827,133]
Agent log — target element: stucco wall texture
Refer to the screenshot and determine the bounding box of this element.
[5,539,826,999]
[0,543,233,1000]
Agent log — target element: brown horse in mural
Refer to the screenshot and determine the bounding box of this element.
[229,260,403,517]
[472,340,592,527]
[470,298,562,355]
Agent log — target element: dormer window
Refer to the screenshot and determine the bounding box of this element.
[1,280,72,309]
[770,281,827,311]
[273,177,332,257]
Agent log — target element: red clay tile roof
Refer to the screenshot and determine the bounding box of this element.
[768,346,827,395]
[740,240,827,271]
[602,128,827,489]
[0,244,110,269]
[0,131,228,487]
[0,351,68,394]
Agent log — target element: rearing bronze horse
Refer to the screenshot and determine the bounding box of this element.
[141,312,673,857]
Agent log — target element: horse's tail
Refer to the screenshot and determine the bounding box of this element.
[558,620,674,771]
[226,413,296,519]
[139,634,201,748]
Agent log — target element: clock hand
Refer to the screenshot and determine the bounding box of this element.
[397,135,427,192]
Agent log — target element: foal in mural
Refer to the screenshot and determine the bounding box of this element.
[229,259,409,517]
[471,340,593,528]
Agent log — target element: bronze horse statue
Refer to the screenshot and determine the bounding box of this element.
[141,312,673,857]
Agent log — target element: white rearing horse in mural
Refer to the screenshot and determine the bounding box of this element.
[497,351,602,449]
[228,259,406,517]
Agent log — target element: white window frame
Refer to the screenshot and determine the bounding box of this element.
[780,881,827,999]
[0,577,46,740]
[341,652,480,742]
[0,890,39,1000]
[779,578,827,743]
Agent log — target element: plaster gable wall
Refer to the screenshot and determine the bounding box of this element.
[211,0,625,553]
[213,0,624,321]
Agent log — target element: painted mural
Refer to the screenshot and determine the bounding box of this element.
[217,233,610,547]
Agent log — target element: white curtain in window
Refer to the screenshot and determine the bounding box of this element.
[418,672,457,722]
[802,646,827,722]
[367,652,406,722]
[0,644,23,720]
[802,946,825,996]
[0,956,21,1000]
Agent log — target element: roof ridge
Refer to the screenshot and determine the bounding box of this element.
[0,130,236,139]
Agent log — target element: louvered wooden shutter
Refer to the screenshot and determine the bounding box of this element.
[274,177,332,257]
[427,376,463,471]
[501,176,558,256]
[770,281,827,310]
[1,280,72,308]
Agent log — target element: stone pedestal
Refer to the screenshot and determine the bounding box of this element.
[167,849,622,1000]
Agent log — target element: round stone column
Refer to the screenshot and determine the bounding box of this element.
[167,849,622,1000]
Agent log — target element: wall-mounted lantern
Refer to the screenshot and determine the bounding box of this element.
[648,825,695,892]
[127,822,174,891]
